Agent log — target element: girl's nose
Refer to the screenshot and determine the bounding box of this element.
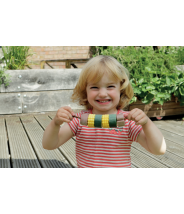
[98,88,107,97]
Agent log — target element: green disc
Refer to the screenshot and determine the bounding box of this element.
[109,114,117,127]
[94,114,102,128]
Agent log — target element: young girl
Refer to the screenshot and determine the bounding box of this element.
[42,55,166,168]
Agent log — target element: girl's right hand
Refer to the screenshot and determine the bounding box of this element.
[53,106,74,126]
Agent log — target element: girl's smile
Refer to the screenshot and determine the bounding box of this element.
[96,99,111,104]
[86,74,121,115]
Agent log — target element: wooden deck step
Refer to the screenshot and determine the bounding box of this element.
[20,115,71,168]
[0,118,10,168]
[6,117,41,168]
[132,142,184,168]
[130,147,168,168]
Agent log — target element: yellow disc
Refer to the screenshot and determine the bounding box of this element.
[102,114,109,128]
[88,114,95,127]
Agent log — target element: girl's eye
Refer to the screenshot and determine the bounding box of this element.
[90,87,98,89]
[108,85,115,88]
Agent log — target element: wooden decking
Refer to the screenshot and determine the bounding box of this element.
[0,112,184,168]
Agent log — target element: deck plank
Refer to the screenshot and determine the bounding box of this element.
[20,115,72,168]
[34,114,52,130]
[156,129,184,147]
[0,118,11,168]
[35,114,77,167]
[59,139,77,167]
[1,112,181,168]
[130,147,168,168]
[153,120,184,136]
[6,116,41,168]
[163,139,184,159]
[166,120,184,127]
[132,141,184,168]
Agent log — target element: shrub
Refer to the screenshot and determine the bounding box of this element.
[93,46,184,106]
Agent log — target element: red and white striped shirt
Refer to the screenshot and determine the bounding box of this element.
[68,109,142,168]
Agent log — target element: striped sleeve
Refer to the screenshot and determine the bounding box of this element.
[68,114,80,136]
[128,120,143,142]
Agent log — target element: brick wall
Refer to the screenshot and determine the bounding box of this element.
[28,46,91,69]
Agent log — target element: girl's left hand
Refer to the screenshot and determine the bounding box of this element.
[125,108,149,126]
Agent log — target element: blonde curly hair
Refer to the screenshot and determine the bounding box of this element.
[71,55,134,110]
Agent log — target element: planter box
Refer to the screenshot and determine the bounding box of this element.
[128,96,184,118]
[127,64,184,118]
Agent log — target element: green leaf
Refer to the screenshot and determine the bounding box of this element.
[151,77,159,82]
[166,76,171,85]
[138,78,144,84]
[158,100,164,105]
[179,86,184,95]
[145,67,151,72]
[141,99,150,104]
[130,96,137,104]
[147,93,154,100]
[157,93,166,98]
[150,90,157,95]
[153,97,160,103]
[146,85,155,90]
[133,88,141,94]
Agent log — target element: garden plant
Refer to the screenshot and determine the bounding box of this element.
[93,46,184,107]
[0,46,33,88]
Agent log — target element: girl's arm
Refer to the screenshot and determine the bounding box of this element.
[126,108,166,155]
[42,106,74,150]
[137,119,166,155]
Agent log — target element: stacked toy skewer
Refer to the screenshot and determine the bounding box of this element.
[73,114,125,128]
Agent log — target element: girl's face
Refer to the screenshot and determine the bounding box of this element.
[86,74,121,115]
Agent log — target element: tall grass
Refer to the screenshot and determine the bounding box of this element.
[1,46,33,70]
[0,46,34,87]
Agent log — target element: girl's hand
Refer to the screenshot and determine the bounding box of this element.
[54,106,74,126]
[125,108,148,126]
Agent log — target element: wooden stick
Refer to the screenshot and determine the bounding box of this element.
[72,115,81,119]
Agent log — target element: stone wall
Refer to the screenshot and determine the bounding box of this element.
[28,46,91,69]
